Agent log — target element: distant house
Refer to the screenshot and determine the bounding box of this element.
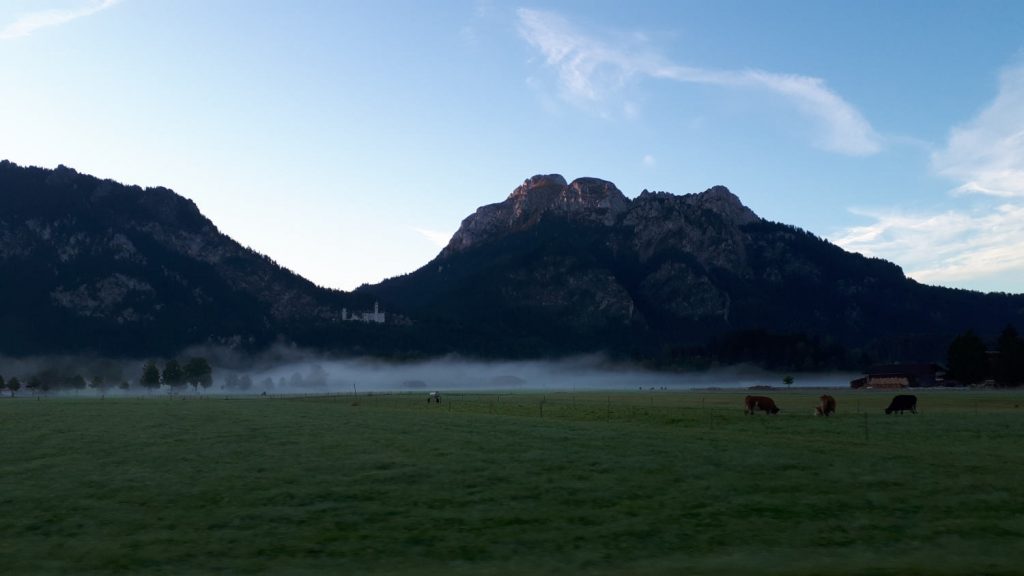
[850,363,947,389]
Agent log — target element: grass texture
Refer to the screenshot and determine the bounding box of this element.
[2,389,1023,575]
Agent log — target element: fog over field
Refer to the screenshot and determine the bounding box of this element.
[228,355,857,394]
[1,350,857,395]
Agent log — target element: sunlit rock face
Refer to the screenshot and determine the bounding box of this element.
[443,174,752,257]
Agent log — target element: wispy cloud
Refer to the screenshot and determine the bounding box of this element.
[413,227,453,248]
[834,64,1024,288]
[0,0,121,40]
[834,204,1024,285]
[932,66,1024,198]
[517,8,881,156]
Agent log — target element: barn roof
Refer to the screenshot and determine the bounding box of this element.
[864,363,945,377]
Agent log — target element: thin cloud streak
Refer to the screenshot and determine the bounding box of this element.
[413,227,453,248]
[517,8,881,156]
[0,0,121,40]
[835,64,1024,289]
[933,66,1024,198]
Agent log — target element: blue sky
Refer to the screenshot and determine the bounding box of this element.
[2,1,1024,293]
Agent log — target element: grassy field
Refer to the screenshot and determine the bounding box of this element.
[2,388,1023,575]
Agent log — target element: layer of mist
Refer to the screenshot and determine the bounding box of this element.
[0,349,857,397]
[215,356,855,394]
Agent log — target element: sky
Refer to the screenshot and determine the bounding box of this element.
[2,1,1024,293]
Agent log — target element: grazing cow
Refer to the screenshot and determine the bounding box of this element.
[427,391,441,404]
[744,395,780,415]
[884,394,917,415]
[815,394,837,416]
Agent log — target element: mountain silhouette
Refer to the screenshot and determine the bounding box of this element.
[363,174,1024,366]
[3,162,1021,367]
[0,160,375,356]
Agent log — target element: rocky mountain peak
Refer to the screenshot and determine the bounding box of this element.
[443,174,760,257]
[505,174,628,216]
[505,174,566,218]
[691,185,759,225]
[510,173,568,197]
[444,174,628,255]
[563,177,630,215]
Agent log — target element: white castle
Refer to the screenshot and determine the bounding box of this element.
[341,302,385,324]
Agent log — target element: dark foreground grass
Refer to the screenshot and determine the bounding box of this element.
[1,389,1023,575]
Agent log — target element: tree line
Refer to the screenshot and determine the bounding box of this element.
[0,357,212,397]
[138,358,213,392]
[947,325,1024,386]
[0,372,127,397]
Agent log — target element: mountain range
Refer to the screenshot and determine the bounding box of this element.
[3,161,1022,368]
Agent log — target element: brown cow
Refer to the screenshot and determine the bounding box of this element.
[815,394,836,416]
[744,395,780,415]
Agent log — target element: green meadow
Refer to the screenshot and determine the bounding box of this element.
[2,389,1023,575]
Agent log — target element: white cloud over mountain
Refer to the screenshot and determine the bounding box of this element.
[517,8,881,156]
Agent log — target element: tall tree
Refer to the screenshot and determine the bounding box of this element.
[162,359,185,390]
[7,376,20,397]
[183,357,213,392]
[69,374,87,394]
[90,375,110,398]
[947,330,989,385]
[141,361,161,392]
[996,325,1024,386]
[34,376,49,396]
[0,374,5,395]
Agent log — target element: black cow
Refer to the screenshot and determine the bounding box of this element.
[884,394,917,415]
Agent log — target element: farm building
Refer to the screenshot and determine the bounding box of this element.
[850,363,946,389]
